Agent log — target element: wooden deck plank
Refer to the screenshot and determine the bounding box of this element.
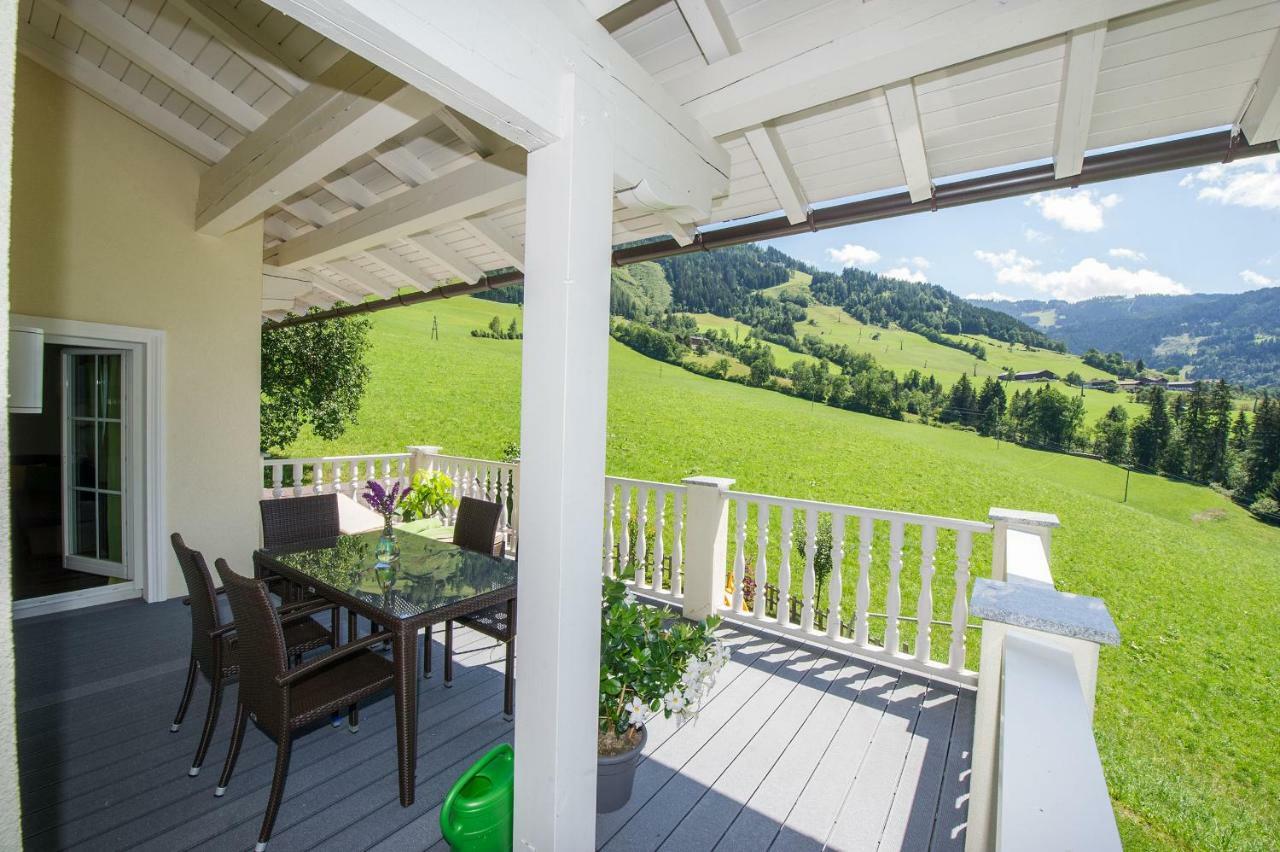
[713,656,876,850]
[601,644,824,851]
[657,650,847,850]
[13,600,974,852]
[824,674,930,851]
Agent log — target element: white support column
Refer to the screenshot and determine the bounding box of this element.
[679,476,735,621]
[512,72,614,851]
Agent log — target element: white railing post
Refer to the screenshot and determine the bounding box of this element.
[406,445,443,480]
[989,507,1059,584]
[680,476,735,621]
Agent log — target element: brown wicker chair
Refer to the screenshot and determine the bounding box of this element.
[169,533,336,777]
[434,497,516,720]
[212,558,394,852]
[259,493,341,550]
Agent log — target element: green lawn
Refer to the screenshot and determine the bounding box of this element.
[285,296,1280,851]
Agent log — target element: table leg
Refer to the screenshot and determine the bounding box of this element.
[392,626,418,806]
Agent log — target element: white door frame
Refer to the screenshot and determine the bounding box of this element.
[10,315,166,618]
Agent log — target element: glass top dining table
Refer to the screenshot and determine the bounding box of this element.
[253,518,516,807]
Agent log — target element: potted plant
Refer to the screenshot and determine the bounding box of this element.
[597,578,728,812]
[397,470,459,526]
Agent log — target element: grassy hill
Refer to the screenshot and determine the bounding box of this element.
[284,296,1280,851]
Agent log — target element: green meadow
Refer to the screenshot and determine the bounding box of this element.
[284,296,1280,851]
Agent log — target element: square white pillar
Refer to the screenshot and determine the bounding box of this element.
[512,72,613,851]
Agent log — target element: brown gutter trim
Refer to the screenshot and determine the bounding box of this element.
[267,130,1278,328]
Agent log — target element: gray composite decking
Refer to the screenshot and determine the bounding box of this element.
[14,598,973,851]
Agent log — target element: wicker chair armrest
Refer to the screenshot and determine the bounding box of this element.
[182,584,229,607]
[277,598,334,620]
[276,632,387,687]
[207,622,236,640]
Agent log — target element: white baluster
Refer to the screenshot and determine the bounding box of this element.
[855,516,873,646]
[639,488,654,587]
[828,512,845,640]
[885,521,905,654]
[271,463,283,498]
[754,501,768,619]
[312,460,325,495]
[652,488,666,592]
[499,469,512,529]
[732,499,747,613]
[949,530,974,672]
[291,462,302,497]
[603,483,616,578]
[671,490,684,597]
[801,510,817,632]
[916,525,938,663]
[619,486,632,573]
[777,507,793,626]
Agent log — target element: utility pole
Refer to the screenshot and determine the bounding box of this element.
[431,315,439,340]
[1123,466,1131,503]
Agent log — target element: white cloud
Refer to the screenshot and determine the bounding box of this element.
[1179,154,1280,210]
[1026,189,1121,232]
[907,255,930,270]
[884,266,929,283]
[1241,269,1274,287]
[973,249,1188,302]
[827,244,880,267]
[1023,227,1050,244]
[965,291,1017,302]
[1108,247,1147,263]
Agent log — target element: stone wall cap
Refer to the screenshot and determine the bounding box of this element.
[971,578,1119,645]
[681,476,736,489]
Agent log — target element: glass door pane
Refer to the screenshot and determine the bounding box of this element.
[63,351,128,578]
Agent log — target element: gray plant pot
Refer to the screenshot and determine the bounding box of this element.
[596,725,648,813]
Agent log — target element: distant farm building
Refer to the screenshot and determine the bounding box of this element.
[1137,375,1168,386]
[1085,379,1117,390]
[1117,379,1142,392]
[1007,369,1058,381]
[1167,380,1200,391]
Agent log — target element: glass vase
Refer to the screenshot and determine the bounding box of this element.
[374,519,400,590]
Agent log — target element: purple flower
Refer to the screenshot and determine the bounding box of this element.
[361,479,404,520]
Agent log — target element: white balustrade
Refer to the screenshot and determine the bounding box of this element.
[262,452,413,506]
[601,476,689,607]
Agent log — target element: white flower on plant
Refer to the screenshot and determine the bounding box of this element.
[663,690,688,714]
[624,696,647,728]
[623,590,637,606]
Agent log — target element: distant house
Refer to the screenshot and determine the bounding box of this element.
[1085,379,1117,391]
[1008,369,1057,381]
[1167,380,1199,392]
[1137,374,1168,386]
[687,334,711,353]
[1117,379,1142,392]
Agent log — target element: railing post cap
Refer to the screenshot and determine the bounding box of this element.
[971,578,1119,645]
[407,445,443,455]
[681,475,736,491]
[989,507,1061,528]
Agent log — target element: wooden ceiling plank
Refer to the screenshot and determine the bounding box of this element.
[44,0,265,133]
[406,232,484,283]
[882,78,932,202]
[1241,29,1280,144]
[264,146,528,269]
[367,246,439,292]
[164,0,310,92]
[1054,22,1107,179]
[17,21,227,162]
[196,51,439,235]
[325,258,399,298]
[459,216,525,271]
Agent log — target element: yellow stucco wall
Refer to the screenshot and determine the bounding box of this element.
[9,56,263,599]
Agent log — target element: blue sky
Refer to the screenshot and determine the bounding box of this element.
[760,152,1280,303]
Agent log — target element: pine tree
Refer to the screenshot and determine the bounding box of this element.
[1243,393,1280,499]
[1231,409,1251,454]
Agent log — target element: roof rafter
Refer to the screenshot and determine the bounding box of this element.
[459,216,525,271]
[256,0,729,217]
[675,0,739,64]
[17,22,228,163]
[196,52,439,236]
[264,146,528,269]
[743,123,808,224]
[1053,22,1108,179]
[883,79,932,203]
[366,247,439,292]
[406,233,484,283]
[1241,29,1280,145]
[326,258,399,298]
[45,0,266,133]
[677,0,1174,137]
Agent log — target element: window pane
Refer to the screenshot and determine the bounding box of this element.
[72,355,95,417]
[73,422,96,489]
[98,354,122,420]
[97,421,122,491]
[98,493,124,563]
[73,489,97,558]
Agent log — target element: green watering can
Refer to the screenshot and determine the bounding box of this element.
[440,743,514,852]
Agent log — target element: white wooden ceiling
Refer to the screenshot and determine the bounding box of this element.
[17,0,1280,319]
